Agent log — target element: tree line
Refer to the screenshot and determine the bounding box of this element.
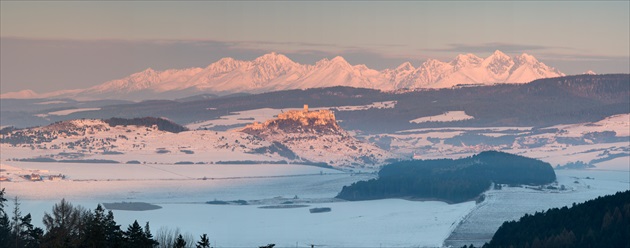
[103,117,187,133]
[479,190,630,248]
[0,189,211,248]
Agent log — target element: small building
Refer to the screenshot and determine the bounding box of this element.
[29,173,42,181]
[49,174,65,181]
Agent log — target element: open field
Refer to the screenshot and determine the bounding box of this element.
[1,161,474,247]
[445,169,630,247]
[2,160,628,247]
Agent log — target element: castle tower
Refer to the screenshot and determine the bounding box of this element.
[304,104,309,112]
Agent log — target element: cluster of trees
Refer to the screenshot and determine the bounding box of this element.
[336,151,556,203]
[0,189,212,248]
[103,117,188,133]
[482,190,630,248]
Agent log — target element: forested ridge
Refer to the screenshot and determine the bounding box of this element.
[103,117,187,133]
[336,151,556,203]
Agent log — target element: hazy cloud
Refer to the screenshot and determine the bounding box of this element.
[1,37,627,94]
[425,42,573,54]
[0,37,412,93]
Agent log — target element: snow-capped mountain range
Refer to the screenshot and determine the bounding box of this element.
[2,50,565,100]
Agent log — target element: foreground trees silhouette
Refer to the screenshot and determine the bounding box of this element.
[483,190,630,248]
[0,188,213,248]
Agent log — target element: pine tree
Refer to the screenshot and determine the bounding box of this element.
[0,189,11,248]
[196,234,211,248]
[83,204,107,248]
[124,220,146,248]
[104,210,124,247]
[11,196,22,248]
[19,214,43,248]
[143,222,159,247]
[174,234,187,248]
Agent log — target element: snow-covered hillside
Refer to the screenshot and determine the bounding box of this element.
[240,108,397,167]
[1,51,564,100]
[0,119,276,164]
[375,114,630,170]
[0,115,393,167]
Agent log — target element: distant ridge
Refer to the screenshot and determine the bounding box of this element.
[2,51,564,100]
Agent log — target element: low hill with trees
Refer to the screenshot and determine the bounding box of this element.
[336,151,556,203]
[103,117,187,133]
[483,190,630,248]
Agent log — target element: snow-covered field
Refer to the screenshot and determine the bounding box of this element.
[2,160,629,247]
[35,108,102,118]
[445,169,630,247]
[0,113,627,247]
[1,161,474,247]
[410,111,474,124]
[382,114,630,168]
[47,108,102,116]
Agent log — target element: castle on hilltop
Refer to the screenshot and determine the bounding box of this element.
[242,104,338,132]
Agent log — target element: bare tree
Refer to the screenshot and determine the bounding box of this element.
[41,199,89,247]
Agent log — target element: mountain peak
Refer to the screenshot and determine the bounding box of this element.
[0,89,39,99]
[396,62,415,71]
[490,50,509,58]
[514,53,540,64]
[330,56,348,64]
[424,58,444,65]
[216,57,237,64]
[254,52,294,65]
[315,56,351,69]
[451,53,482,68]
[5,51,565,100]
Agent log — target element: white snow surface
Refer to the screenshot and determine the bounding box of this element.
[3,162,627,248]
[446,169,630,247]
[2,161,475,247]
[46,108,101,116]
[552,113,630,137]
[1,51,564,100]
[410,111,474,124]
[34,100,69,105]
[379,114,629,168]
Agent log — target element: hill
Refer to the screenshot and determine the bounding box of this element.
[484,190,630,248]
[240,106,396,167]
[0,114,393,167]
[336,151,556,203]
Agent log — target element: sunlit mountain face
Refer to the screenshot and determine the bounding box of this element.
[1,51,564,100]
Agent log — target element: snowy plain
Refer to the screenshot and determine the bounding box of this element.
[2,161,475,247]
[409,111,474,124]
[0,113,628,247]
[2,159,629,247]
[445,168,630,247]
